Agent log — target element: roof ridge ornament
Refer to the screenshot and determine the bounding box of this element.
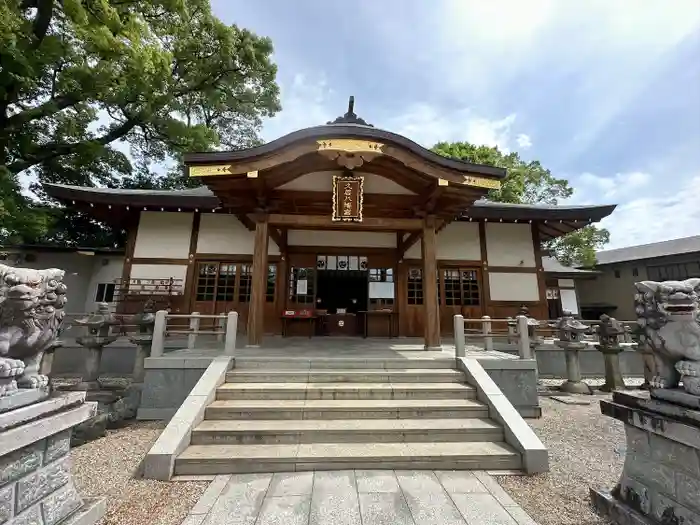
[327,96,374,127]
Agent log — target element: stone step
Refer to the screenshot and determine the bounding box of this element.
[204,398,489,420]
[233,357,457,370]
[225,369,465,384]
[215,382,477,401]
[174,441,522,475]
[190,418,504,445]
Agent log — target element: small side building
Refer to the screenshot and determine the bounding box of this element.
[576,235,700,320]
[0,245,124,314]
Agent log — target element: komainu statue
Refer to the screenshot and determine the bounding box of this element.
[0,264,67,396]
[634,278,700,395]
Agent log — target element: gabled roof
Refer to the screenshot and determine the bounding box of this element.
[542,256,599,277]
[592,235,700,266]
[42,183,615,221]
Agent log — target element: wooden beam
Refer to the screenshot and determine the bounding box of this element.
[236,213,255,231]
[247,215,269,346]
[269,228,283,251]
[399,231,421,258]
[532,222,547,307]
[422,215,440,349]
[266,214,423,231]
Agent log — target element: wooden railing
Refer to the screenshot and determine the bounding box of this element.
[150,311,238,357]
[453,315,640,359]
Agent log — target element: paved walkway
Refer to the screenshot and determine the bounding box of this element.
[179,470,538,525]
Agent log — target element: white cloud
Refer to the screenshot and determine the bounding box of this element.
[260,73,335,141]
[575,171,651,200]
[262,76,533,152]
[599,174,700,249]
[516,134,532,150]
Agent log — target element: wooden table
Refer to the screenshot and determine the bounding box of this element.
[359,311,398,338]
[281,315,316,338]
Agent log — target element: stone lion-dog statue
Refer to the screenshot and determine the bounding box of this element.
[634,278,700,395]
[0,263,67,396]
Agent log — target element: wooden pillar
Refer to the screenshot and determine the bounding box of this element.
[247,214,269,346]
[422,215,440,349]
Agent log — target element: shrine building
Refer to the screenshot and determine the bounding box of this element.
[43,98,616,348]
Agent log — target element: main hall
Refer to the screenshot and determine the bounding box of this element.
[44,98,614,348]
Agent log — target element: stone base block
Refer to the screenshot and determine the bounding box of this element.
[0,390,105,525]
[590,488,655,525]
[61,497,106,525]
[0,387,50,414]
[593,391,700,525]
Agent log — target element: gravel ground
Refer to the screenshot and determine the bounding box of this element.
[70,421,208,525]
[495,393,625,525]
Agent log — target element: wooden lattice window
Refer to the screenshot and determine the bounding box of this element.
[442,268,480,306]
[369,268,395,308]
[196,263,217,301]
[266,264,277,303]
[407,268,423,305]
[238,264,253,303]
[216,264,236,301]
[289,267,315,304]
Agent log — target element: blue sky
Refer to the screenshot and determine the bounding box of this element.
[212,0,700,250]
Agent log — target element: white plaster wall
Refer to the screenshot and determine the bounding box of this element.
[560,289,579,314]
[196,214,280,255]
[404,222,481,261]
[130,264,188,282]
[488,272,540,302]
[288,230,396,248]
[133,211,193,259]
[84,255,124,313]
[277,171,415,195]
[485,223,536,267]
[558,278,575,288]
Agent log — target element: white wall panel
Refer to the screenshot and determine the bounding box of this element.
[133,212,193,259]
[196,213,280,255]
[485,223,536,267]
[488,272,540,302]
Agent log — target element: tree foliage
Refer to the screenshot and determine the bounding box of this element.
[431,142,609,266]
[0,0,280,245]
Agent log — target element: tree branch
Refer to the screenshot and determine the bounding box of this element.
[5,93,82,129]
[7,117,139,175]
[30,0,55,49]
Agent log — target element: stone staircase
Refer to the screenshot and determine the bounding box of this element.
[173,358,523,475]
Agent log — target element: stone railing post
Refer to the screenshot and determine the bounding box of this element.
[187,312,200,350]
[516,315,531,359]
[453,314,466,358]
[482,315,494,352]
[506,317,516,344]
[216,315,225,344]
[555,312,592,394]
[224,311,238,356]
[150,310,168,358]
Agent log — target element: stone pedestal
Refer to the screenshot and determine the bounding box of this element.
[0,391,106,525]
[591,390,700,524]
[559,343,592,394]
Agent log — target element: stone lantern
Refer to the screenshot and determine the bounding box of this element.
[74,302,119,390]
[555,311,592,394]
[129,299,156,383]
[595,314,627,392]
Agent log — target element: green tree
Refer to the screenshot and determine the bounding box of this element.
[1,0,280,245]
[431,142,609,266]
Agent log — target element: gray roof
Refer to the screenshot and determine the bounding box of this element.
[593,235,700,265]
[542,256,597,275]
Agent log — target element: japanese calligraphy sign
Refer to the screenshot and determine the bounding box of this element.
[332,174,364,222]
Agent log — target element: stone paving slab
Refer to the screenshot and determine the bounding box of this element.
[179,469,540,525]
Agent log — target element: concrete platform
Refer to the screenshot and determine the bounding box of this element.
[137,338,540,420]
[178,469,539,525]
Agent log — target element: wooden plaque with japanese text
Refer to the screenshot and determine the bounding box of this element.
[332,175,364,222]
